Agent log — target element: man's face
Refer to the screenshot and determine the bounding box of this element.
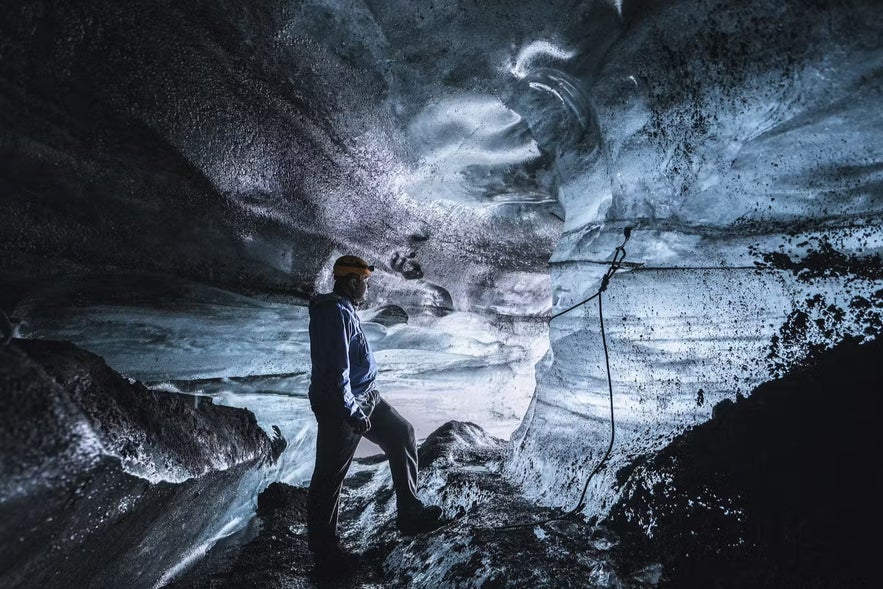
[351,274,369,302]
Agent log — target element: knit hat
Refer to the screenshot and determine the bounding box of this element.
[333,255,375,278]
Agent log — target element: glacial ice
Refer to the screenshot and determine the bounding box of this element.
[506,0,883,516]
[1,0,882,585]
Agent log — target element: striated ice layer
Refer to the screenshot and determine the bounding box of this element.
[16,274,312,380]
[508,261,881,514]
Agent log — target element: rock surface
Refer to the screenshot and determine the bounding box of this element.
[605,337,882,588]
[0,339,276,589]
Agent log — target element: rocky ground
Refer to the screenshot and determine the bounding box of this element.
[168,421,659,589]
[3,336,879,588]
[169,338,882,589]
[606,337,882,588]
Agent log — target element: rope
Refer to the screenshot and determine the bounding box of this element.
[474,227,630,533]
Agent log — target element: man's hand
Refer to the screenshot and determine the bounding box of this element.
[349,414,371,435]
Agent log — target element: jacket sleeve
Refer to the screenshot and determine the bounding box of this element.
[316,304,366,420]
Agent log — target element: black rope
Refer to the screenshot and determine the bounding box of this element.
[474,227,630,533]
[575,292,615,512]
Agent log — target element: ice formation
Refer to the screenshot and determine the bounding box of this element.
[1,0,881,587]
[506,0,883,516]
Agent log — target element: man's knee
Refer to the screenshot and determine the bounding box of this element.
[385,415,415,450]
[379,417,415,449]
[382,407,414,443]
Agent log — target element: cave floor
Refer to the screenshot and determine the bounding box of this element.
[166,422,652,589]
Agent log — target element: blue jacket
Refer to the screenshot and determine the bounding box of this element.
[308,292,378,419]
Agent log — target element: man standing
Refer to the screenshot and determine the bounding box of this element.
[306,255,444,569]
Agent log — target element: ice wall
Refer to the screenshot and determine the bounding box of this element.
[507,0,883,516]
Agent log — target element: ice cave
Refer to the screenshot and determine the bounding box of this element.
[1,0,881,587]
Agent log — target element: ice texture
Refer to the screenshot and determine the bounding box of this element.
[506,0,883,516]
[0,0,572,316]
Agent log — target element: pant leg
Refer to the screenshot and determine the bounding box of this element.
[363,397,422,513]
[307,413,361,550]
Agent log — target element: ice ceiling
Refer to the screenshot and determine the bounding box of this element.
[2,0,882,517]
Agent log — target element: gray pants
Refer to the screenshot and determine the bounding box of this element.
[306,396,421,550]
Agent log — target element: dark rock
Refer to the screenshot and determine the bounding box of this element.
[269,425,288,462]
[425,285,455,317]
[370,304,410,327]
[256,481,306,521]
[605,337,883,588]
[418,420,505,469]
[711,397,734,419]
[0,339,274,589]
[7,338,272,481]
[169,482,380,589]
[390,252,424,280]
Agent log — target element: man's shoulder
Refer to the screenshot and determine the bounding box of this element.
[310,292,354,316]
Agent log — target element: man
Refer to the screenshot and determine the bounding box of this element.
[306,255,444,569]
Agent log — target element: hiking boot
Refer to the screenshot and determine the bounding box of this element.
[397,504,447,536]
